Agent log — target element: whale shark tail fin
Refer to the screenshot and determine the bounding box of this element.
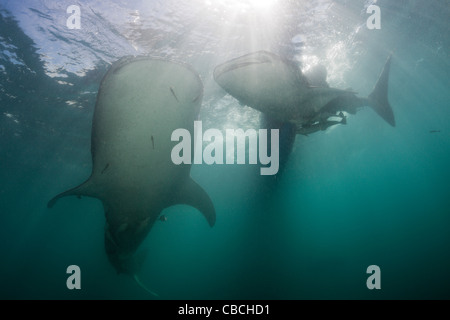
[367,53,395,127]
[123,250,159,297]
[133,274,159,297]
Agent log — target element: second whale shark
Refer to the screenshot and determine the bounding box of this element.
[214,51,395,135]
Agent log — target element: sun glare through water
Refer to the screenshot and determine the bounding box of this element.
[205,0,279,13]
[247,0,279,10]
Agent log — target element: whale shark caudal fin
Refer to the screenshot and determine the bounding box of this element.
[367,54,395,127]
[47,178,94,208]
[130,250,159,297]
[116,249,159,297]
[133,274,159,297]
[173,177,216,227]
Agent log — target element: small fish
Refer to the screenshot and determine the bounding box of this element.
[429,130,441,133]
[151,135,154,149]
[159,215,167,222]
[101,163,110,174]
[170,87,179,102]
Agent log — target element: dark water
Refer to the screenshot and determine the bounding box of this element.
[0,0,449,299]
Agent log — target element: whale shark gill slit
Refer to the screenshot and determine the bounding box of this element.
[101,163,110,174]
[170,87,179,102]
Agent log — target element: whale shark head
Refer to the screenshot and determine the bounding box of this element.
[214,51,310,121]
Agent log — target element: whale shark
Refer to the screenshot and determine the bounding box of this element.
[48,56,216,295]
[213,51,395,135]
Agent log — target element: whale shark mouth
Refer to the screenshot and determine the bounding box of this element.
[214,52,273,79]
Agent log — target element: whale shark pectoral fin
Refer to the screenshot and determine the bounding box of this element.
[47,178,94,208]
[368,54,395,127]
[173,178,216,227]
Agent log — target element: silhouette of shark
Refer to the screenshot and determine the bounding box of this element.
[48,56,216,296]
[214,51,395,136]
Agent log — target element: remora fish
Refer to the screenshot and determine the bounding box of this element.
[48,56,215,295]
[213,51,395,134]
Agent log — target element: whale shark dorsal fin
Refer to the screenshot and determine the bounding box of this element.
[47,178,94,208]
[172,177,216,227]
[128,251,159,297]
